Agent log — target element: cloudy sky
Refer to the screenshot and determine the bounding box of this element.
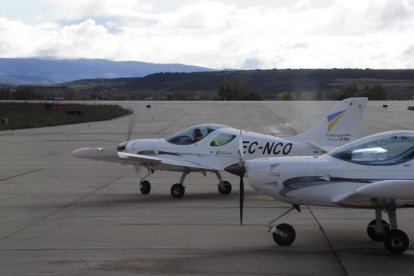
[0,0,413,69]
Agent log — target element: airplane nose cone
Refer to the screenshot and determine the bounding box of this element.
[224,163,245,177]
[72,148,92,158]
[72,146,118,161]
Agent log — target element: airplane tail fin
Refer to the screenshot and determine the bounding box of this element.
[296,97,368,150]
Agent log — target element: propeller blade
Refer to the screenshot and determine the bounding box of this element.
[238,129,245,225]
[238,130,245,168]
[127,112,137,141]
[239,173,244,225]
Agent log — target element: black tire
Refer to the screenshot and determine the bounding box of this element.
[272,223,296,246]
[171,183,185,198]
[367,219,390,241]
[384,229,409,254]
[218,181,232,195]
[139,180,151,195]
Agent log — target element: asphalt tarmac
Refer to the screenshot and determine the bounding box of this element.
[1,100,414,275]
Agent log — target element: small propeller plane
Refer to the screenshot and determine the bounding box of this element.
[243,130,414,254]
[72,97,367,199]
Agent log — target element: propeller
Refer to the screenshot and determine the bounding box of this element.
[127,110,137,141]
[117,111,137,152]
[123,110,142,173]
[73,108,138,162]
[238,130,246,225]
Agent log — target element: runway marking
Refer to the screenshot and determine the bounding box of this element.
[0,168,45,182]
[307,206,349,276]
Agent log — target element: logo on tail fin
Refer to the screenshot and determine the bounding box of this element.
[327,110,345,133]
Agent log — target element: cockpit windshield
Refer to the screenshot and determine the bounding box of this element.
[166,124,230,145]
[329,131,414,165]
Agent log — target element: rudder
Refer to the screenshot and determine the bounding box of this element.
[297,97,368,149]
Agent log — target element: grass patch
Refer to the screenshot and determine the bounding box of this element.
[408,106,414,111]
[0,102,132,130]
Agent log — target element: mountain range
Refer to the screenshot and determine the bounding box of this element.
[0,58,213,85]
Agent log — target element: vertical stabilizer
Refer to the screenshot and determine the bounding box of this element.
[296,97,368,149]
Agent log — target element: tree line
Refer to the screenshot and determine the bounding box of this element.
[0,83,410,101]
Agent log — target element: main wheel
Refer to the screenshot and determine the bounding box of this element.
[139,180,151,195]
[218,181,232,195]
[367,219,390,241]
[384,229,409,254]
[171,183,185,198]
[272,223,296,246]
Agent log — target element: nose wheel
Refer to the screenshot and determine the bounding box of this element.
[218,181,232,195]
[138,170,153,195]
[139,180,151,195]
[271,223,296,246]
[266,205,300,247]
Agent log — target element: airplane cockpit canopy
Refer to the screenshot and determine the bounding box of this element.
[166,124,230,145]
[330,131,414,165]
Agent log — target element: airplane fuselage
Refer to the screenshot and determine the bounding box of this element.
[124,127,319,173]
[246,155,414,207]
[246,130,414,208]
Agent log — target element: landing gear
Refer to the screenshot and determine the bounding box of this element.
[139,170,153,195]
[263,204,411,253]
[139,180,151,195]
[272,223,296,246]
[171,183,185,198]
[367,209,390,241]
[170,172,188,198]
[384,230,409,254]
[382,205,410,254]
[367,219,390,241]
[215,172,232,195]
[267,205,301,247]
[218,180,232,195]
[137,169,232,198]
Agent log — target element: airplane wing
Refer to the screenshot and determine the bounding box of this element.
[72,146,219,172]
[118,152,219,172]
[333,180,414,207]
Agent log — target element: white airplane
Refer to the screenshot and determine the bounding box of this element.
[243,130,414,254]
[72,97,367,199]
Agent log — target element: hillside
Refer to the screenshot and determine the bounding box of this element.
[2,68,414,101]
[63,69,414,100]
[0,58,213,85]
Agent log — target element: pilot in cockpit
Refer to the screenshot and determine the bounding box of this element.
[193,128,203,142]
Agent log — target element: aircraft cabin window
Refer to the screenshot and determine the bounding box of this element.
[210,133,236,146]
[330,131,414,165]
[166,124,229,145]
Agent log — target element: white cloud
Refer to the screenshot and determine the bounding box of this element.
[0,0,413,69]
[47,0,154,21]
